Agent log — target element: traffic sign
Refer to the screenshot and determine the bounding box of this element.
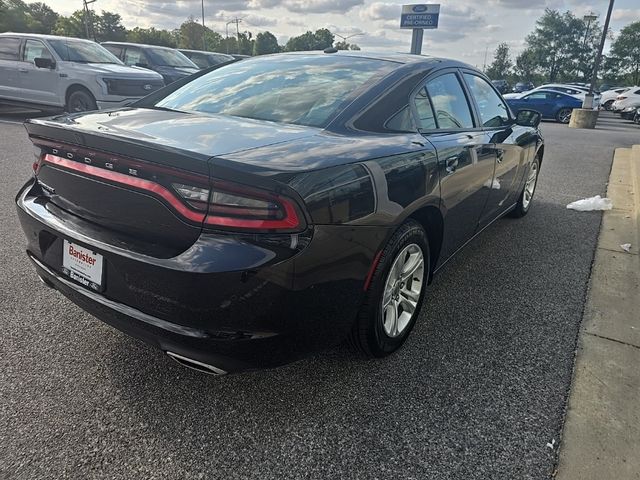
[400,4,440,29]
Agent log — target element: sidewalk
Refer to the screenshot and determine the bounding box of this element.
[555,146,640,479]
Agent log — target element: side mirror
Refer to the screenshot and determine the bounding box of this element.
[34,57,55,69]
[515,109,541,128]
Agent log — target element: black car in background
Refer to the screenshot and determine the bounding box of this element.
[102,42,199,85]
[513,81,535,93]
[16,52,543,374]
[491,79,509,93]
[178,49,235,69]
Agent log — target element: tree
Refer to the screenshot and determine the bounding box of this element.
[95,11,126,41]
[0,0,33,33]
[177,17,223,51]
[253,31,279,55]
[514,48,537,81]
[285,29,334,51]
[485,42,512,79]
[335,40,361,51]
[126,27,177,47]
[608,21,640,85]
[237,31,254,55]
[52,10,86,38]
[523,9,601,82]
[27,2,58,34]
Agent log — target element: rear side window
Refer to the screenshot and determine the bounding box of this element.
[463,73,510,127]
[0,37,20,60]
[425,73,474,129]
[414,87,436,129]
[124,47,145,66]
[23,40,53,63]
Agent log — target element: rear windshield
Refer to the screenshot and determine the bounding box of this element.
[156,55,396,128]
[48,39,121,64]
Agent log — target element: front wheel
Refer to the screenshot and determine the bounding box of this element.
[66,89,97,113]
[509,156,540,218]
[556,107,572,124]
[350,220,429,358]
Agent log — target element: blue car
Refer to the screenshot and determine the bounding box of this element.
[505,89,582,124]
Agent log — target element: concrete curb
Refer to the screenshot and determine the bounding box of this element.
[555,146,640,479]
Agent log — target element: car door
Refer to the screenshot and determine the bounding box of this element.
[0,36,22,101]
[518,91,555,117]
[18,39,60,106]
[418,71,496,264]
[463,72,523,224]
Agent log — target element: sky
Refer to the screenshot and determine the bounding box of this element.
[30,0,640,67]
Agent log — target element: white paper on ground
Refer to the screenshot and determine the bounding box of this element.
[621,243,632,253]
[566,195,613,211]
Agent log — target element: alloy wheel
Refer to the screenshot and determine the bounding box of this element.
[522,160,538,210]
[558,108,572,124]
[381,243,425,338]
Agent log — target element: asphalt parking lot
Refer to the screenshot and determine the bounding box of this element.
[1,110,639,480]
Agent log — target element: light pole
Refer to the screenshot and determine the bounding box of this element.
[583,0,615,108]
[201,0,206,51]
[582,12,598,48]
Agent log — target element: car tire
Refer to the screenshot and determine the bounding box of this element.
[509,154,540,218]
[66,88,98,113]
[603,99,614,110]
[556,107,572,124]
[350,220,430,358]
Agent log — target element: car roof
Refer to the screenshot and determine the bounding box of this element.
[102,41,176,50]
[0,32,96,43]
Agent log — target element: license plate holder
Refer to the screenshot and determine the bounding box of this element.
[62,240,104,292]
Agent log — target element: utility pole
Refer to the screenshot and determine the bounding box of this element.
[582,12,598,48]
[482,45,489,72]
[83,0,96,41]
[584,0,615,107]
[201,0,206,51]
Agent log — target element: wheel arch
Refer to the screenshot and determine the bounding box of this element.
[65,83,97,104]
[407,205,443,283]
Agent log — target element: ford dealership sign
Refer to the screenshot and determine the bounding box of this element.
[400,4,440,29]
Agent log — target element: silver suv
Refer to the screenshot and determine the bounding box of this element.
[0,33,165,112]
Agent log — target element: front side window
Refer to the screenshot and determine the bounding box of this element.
[23,40,53,63]
[156,55,396,128]
[464,73,510,127]
[48,39,121,64]
[425,73,474,129]
[0,37,20,60]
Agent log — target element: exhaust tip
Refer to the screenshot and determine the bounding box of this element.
[38,275,55,289]
[166,351,227,376]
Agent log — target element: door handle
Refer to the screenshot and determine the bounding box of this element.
[18,68,28,73]
[496,148,505,163]
[445,155,459,174]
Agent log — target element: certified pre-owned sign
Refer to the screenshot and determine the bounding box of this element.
[400,4,440,29]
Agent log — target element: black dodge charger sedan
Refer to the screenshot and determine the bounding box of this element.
[16,52,544,375]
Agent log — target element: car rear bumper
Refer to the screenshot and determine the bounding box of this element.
[16,180,390,373]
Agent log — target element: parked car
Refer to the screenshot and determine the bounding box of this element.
[505,83,600,108]
[16,52,543,374]
[600,87,631,110]
[620,105,640,120]
[512,82,534,93]
[611,86,640,112]
[178,49,235,69]
[491,79,509,93]
[505,89,582,123]
[633,108,640,125]
[102,42,199,85]
[0,33,164,112]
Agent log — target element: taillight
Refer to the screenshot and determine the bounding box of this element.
[172,180,301,230]
[32,146,44,174]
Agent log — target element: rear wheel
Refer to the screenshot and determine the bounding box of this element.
[509,155,540,218]
[66,88,97,113]
[556,107,572,124]
[350,220,429,357]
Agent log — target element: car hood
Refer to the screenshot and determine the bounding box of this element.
[77,62,163,80]
[156,65,200,77]
[35,108,320,158]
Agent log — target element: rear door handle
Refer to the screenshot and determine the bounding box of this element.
[445,155,459,174]
[496,148,505,163]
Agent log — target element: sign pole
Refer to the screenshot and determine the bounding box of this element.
[410,29,424,55]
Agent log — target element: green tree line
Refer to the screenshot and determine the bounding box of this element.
[0,0,360,55]
[485,9,640,86]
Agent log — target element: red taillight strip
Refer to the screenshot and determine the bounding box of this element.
[44,154,207,223]
[42,154,300,230]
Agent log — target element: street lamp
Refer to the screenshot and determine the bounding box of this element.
[582,12,598,48]
[333,32,364,48]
